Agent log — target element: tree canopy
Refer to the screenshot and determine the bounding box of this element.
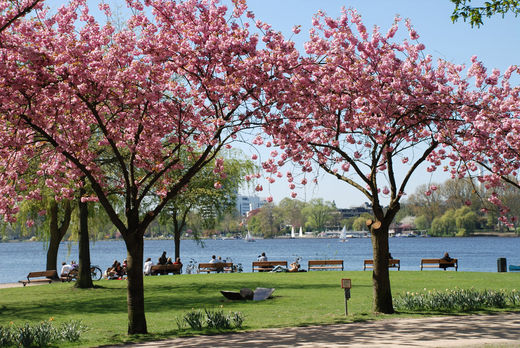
[450,0,520,26]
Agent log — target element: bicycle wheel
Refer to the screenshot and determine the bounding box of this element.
[91,266,103,281]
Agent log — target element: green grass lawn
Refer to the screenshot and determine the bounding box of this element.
[1,271,519,347]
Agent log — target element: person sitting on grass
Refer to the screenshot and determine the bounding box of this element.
[143,257,153,276]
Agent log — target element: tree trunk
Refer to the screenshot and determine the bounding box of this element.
[125,231,147,334]
[370,202,400,314]
[46,200,72,273]
[76,187,93,288]
[174,230,181,260]
[371,222,394,314]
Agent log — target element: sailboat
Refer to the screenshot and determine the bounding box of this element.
[339,225,348,242]
[299,226,303,238]
[290,226,295,239]
[245,230,255,242]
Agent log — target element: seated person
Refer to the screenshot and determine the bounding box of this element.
[158,251,167,265]
[288,261,300,272]
[440,252,454,270]
[209,255,224,272]
[60,262,73,278]
[166,257,173,265]
[258,252,268,262]
[143,257,153,276]
[173,257,183,274]
[108,262,125,279]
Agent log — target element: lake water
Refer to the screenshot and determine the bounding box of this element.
[1,237,519,284]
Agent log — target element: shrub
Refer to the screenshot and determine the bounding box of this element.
[183,310,204,330]
[0,320,85,347]
[59,320,86,342]
[205,309,232,330]
[180,309,245,331]
[0,325,14,347]
[394,288,518,312]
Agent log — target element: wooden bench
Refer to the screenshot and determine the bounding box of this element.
[363,259,401,271]
[19,270,58,286]
[252,261,287,272]
[197,262,234,273]
[421,258,458,271]
[308,260,344,271]
[150,264,182,275]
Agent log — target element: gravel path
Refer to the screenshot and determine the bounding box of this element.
[105,312,520,348]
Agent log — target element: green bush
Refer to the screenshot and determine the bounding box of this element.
[183,310,205,330]
[180,309,245,331]
[395,288,518,312]
[0,320,85,347]
[0,325,14,347]
[205,309,232,330]
[59,320,86,342]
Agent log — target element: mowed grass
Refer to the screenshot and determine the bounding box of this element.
[0,271,519,347]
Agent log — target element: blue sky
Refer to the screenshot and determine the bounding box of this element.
[43,0,520,208]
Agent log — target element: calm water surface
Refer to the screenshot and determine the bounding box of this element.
[1,237,519,284]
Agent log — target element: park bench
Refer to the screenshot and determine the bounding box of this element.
[308,260,344,271]
[19,270,58,286]
[150,264,182,275]
[197,262,234,273]
[252,261,287,272]
[421,258,458,271]
[363,259,401,271]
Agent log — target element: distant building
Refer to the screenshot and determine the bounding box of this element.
[236,195,267,216]
[337,202,372,219]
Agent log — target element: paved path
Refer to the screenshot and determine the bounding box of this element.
[107,313,520,348]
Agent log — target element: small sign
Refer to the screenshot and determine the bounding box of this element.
[341,278,351,289]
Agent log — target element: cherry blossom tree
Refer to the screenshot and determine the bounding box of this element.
[0,0,294,334]
[0,0,42,33]
[446,56,520,223]
[261,10,473,314]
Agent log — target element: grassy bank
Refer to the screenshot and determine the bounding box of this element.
[1,271,519,347]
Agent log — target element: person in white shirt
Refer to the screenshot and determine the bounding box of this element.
[60,262,73,277]
[209,255,219,263]
[258,252,268,262]
[143,257,153,275]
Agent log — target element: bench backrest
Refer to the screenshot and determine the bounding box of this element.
[252,261,287,267]
[422,258,458,264]
[28,270,58,278]
[151,264,182,271]
[198,262,233,269]
[364,259,400,265]
[308,260,343,266]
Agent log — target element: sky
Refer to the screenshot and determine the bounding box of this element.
[42,0,520,208]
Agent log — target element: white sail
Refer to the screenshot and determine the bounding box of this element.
[340,225,348,242]
[291,226,295,238]
[299,226,303,238]
[245,231,255,242]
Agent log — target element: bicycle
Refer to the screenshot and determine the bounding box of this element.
[65,265,103,281]
[226,257,243,273]
[184,258,197,274]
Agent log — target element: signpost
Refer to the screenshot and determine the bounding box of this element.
[341,278,351,315]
